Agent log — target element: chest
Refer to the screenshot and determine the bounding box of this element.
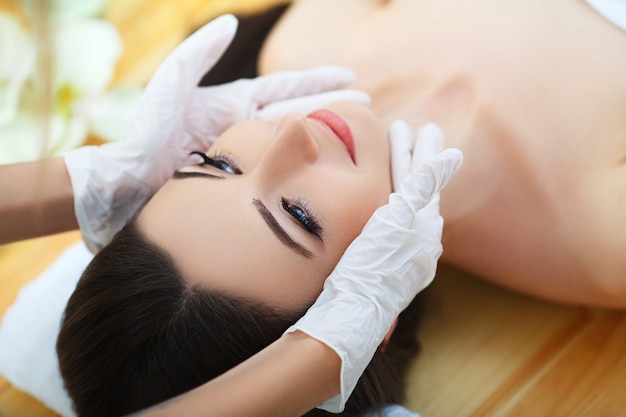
[262,0,626,220]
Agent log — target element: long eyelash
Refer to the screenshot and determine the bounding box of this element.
[189,151,241,174]
[282,197,323,240]
[209,150,239,169]
[190,151,213,165]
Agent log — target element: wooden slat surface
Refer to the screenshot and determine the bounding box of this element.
[407,265,626,417]
[2,1,626,416]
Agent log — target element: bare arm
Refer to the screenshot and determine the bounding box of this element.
[0,158,341,416]
[128,331,341,417]
[0,158,77,245]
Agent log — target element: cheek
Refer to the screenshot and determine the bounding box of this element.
[350,174,391,219]
[345,192,386,232]
[257,263,328,310]
[325,184,390,253]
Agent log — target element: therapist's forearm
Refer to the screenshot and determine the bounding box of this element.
[130,331,341,417]
[0,157,77,244]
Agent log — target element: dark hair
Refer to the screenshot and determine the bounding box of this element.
[57,217,421,417]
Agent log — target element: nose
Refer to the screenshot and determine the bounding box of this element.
[255,113,320,180]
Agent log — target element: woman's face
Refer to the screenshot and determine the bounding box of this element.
[139,101,392,310]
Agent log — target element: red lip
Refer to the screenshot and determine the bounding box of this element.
[307,109,356,164]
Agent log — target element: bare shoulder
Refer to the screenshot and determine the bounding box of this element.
[577,156,626,308]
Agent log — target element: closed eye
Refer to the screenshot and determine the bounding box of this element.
[186,152,323,241]
[281,198,323,241]
[190,151,242,175]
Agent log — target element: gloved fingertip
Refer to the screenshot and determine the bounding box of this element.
[389,120,414,192]
[185,14,238,56]
[204,13,239,34]
[417,123,444,147]
[443,148,464,175]
[389,120,412,140]
[396,148,461,208]
[351,90,371,105]
[312,66,357,86]
[421,148,464,193]
[147,13,239,94]
[325,90,370,105]
[411,123,445,164]
[256,89,370,121]
[419,122,443,137]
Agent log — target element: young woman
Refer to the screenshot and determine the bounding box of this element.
[2,15,460,417]
[206,0,626,308]
[56,100,434,417]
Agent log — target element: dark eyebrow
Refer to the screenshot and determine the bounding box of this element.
[171,171,313,258]
[252,198,314,259]
[172,170,224,180]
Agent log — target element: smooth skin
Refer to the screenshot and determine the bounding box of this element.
[260,0,626,307]
[140,101,391,310]
[0,157,341,417]
[0,158,77,244]
[127,331,340,417]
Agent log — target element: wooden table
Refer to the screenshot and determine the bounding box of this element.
[408,266,626,417]
[2,1,626,416]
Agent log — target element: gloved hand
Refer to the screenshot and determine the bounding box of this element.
[390,121,449,192]
[285,120,462,412]
[64,14,369,253]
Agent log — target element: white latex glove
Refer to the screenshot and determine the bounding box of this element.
[286,120,462,412]
[389,122,449,192]
[64,14,369,253]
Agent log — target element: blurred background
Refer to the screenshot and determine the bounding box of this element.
[1,1,626,416]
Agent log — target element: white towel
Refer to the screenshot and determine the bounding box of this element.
[0,241,93,417]
[585,0,626,32]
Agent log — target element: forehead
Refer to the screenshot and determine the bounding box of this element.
[137,102,392,310]
[138,176,330,310]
